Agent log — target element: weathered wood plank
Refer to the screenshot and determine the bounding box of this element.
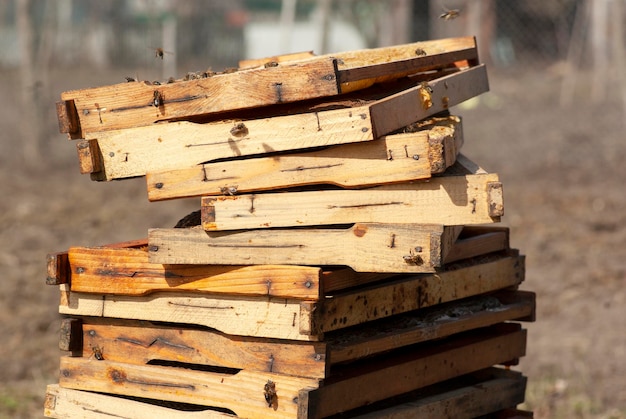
[80,65,481,181]
[44,384,234,418]
[77,318,328,379]
[146,117,462,200]
[45,367,526,419]
[68,245,326,299]
[58,253,525,341]
[369,64,488,137]
[84,105,376,181]
[444,226,510,264]
[46,251,70,286]
[59,291,317,341]
[327,289,533,364]
[352,368,527,419]
[149,224,446,273]
[61,291,532,380]
[59,58,340,139]
[200,171,502,231]
[58,357,319,419]
[58,37,478,139]
[304,323,527,418]
[316,253,525,333]
[78,66,484,181]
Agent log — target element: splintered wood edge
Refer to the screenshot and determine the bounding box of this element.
[56,100,79,136]
[46,251,70,285]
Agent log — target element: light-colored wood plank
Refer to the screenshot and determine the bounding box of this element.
[78,318,328,379]
[149,224,445,273]
[85,105,375,180]
[353,368,527,419]
[59,58,340,139]
[79,66,484,181]
[200,172,502,231]
[58,253,525,341]
[369,64,488,137]
[146,118,462,200]
[44,384,234,418]
[59,291,317,341]
[59,37,478,139]
[302,323,527,418]
[58,357,319,419]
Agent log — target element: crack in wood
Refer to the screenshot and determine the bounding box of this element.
[115,336,195,351]
[280,163,343,172]
[327,201,404,209]
[167,301,235,310]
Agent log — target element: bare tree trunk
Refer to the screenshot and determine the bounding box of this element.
[16,0,40,164]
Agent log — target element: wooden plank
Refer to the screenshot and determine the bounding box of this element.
[316,253,525,334]
[303,323,527,418]
[352,368,527,419]
[146,117,463,200]
[59,37,478,139]
[56,324,524,419]
[84,105,376,181]
[62,291,532,380]
[58,291,317,341]
[369,64,488,138]
[149,224,446,273]
[79,66,484,182]
[76,318,328,379]
[81,65,481,182]
[58,356,319,419]
[200,171,502,231]
[327,289,533,364]
[59,58,340,139]
[444,226,510,263]
[68,245,328,299]
[44,384,234,418]
[58,253,525,341]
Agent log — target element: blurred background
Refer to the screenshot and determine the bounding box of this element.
[0,0,624,418]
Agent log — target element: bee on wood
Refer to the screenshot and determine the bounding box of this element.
[418,81,433,110]
[440,6,461,20]
[264,380,278,409]
[220,186,238,196]
[90,344,104,361]
[152,90,164,107]
[415,48,427,57]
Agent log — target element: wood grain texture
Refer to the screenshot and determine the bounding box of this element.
[58,356,319,419]
[148,224,445,273]
[60,58,339,138]
[78,318,328,379]
[302,323,527,418]
[58,37,477,139]
[58,253,525,341]
[68,245,325,299]
[200,172,502,231]
[146,118,463,200]
[44,384,234,418]
[86,105,375,180]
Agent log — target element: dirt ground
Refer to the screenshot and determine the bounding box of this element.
[0,63,624,418]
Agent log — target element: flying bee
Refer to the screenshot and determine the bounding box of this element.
[440,6,461,20]
[150,47,173,60]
